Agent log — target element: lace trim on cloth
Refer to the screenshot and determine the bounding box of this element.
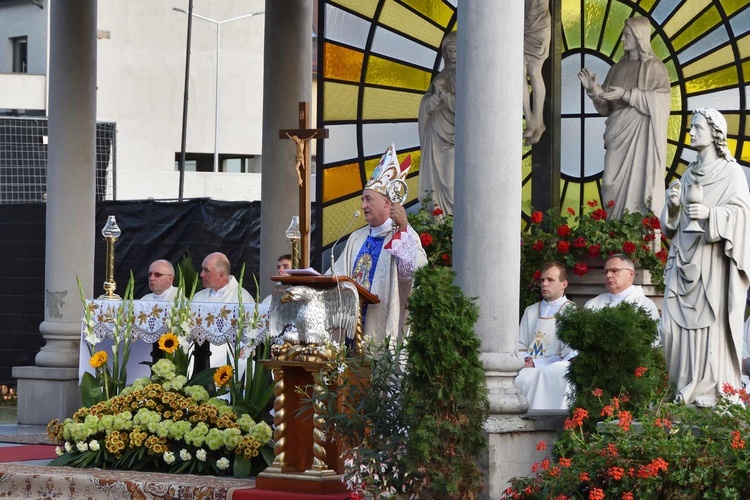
[385,229,420,278]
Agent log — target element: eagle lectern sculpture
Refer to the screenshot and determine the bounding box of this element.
[268,282,360,361]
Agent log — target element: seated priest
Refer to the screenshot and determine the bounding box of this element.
[515,261,577,410]
[192,252,253,303]
[584,253,659,320]
[331,144,427,344]
[141,259,178,301]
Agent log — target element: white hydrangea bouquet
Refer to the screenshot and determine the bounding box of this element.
[47,358,272,477]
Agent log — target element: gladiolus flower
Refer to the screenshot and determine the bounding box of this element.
[420,232,433,247]
[530,211,544,224]
[214,365,233,387]
[89,351,108,369]
[158,332,180,354]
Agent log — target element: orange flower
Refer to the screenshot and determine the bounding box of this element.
[89,350,108,369]
[618,410,633,432]
[213,365,233,387]
[622,492,634,500]
[536,440,547,451]
[579,471,590,482]
[589,487,605,500]
[600,405,614,417]
[634,366,648,377]
[608,466,625,480]
[558,457,572,467]
[158,332,180,354]
[567,207,576,216]
[731,430,745,449]
[541,458,550,470]
[592,388,603,397]
[587,200,599,208]
[653,418,672,429]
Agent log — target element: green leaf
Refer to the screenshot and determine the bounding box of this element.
[187,367,218,387]
[233,455,252,478]
[80,371,101,407]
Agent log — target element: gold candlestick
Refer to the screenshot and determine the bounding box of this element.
[98,215,122,300]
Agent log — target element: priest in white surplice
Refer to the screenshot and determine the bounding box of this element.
[332,145,427,344]
[515,262,577,410]
[141,259,178,301]
[192,252,253,304]
[585,253,659,321]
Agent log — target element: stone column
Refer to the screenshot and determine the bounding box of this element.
[454,2,526,415]
[259,0,312,297]
[13,0,97,425]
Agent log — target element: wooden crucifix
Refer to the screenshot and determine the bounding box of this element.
[279,102,328,269]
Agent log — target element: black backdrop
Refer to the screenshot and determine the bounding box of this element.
[0,198,316,385]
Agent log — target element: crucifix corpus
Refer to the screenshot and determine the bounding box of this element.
[279,102,328,269]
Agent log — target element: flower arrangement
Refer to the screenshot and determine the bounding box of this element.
[78,274,136,405]
[521,201,667,311]
[503,386,750,499]
[47,358,272,477]
[408,193,453,267]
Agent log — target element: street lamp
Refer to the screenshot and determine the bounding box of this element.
[173,7,264,173]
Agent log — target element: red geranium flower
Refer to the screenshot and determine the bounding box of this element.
[532,269,542,281]
[591,208,608,221]
[557,240,570,254]
[650,216,661,229]
[607,199,615,208]
[532,240,545,252]
[420,232,433,247]
[441,253,451,264]
[567,207,576,216]
[432,207,444,216]
[622,241,636,254]
[588,244,601,258]
[573,262,588,276]
[557,224,571,237]
[573,237,587,249]
[635,366,648,377]
[530,211,543,224]
[656,249,667,263]
[587,200,598,208]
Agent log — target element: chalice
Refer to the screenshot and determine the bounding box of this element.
[684,181,705,234]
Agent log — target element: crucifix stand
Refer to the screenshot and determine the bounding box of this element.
[279,102,328,269]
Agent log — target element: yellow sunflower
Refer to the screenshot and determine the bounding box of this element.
[214,365,233,387]
[89,350,108,369]
[158,332,180,354]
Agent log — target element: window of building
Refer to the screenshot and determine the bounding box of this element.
[174,153,259,173]
[11,36,28,73]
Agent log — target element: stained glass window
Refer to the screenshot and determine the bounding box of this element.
[318,0,750,250]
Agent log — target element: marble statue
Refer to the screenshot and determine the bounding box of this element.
[523,0,551,145]
[418,31,456,215]
[578,16,670,219]
[660,108,750,407]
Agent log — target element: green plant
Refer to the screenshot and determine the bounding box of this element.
[555,302,669,427]
[521,201,666,313]
[304,338,415,498]
[408,193,453,267]
[503,386,750,499]
[47,358,272,478]
[405,266,489,498]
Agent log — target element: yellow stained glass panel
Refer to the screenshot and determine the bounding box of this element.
[663,0,710,38]
[324,44,364,83]
[323,82,360,121]
[379,0,444,48]
[670,83,682,111]
[365,56,433,91]
[671,7,720,51]
[522,153,532,181]
[601,2,633,56]
[685,66,738,94]
[561,180,580,213]
[522,177,532,215]
[562,0,582,49]
[330,0,378,19]
[675,161,688,177]
[667,115,683,145]
[741,148,750,164]
[401,0,454,28]
[409,149,422,174]
[405,175,420,205]
[738,33,750,59]
[720,0,748,16]
[651,36,670,62]
[665,59,678,84]
[727,138,738,158]
[724,113,740,136]
[323,163,362,203]
[682,46,735,78]
[584,0,606,50]
[666,143,678,178]
[639,0,658,12]
[323,197,366,246]
[362,87,422,120]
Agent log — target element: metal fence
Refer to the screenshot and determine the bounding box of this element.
[0,117,116,203]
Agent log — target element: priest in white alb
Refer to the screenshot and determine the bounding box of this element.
[584,253,659,321]
[332,144,427,344]
[515,261,577,410]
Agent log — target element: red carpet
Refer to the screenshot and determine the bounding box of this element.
[232,490,350,500]
[0,444,58,462]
